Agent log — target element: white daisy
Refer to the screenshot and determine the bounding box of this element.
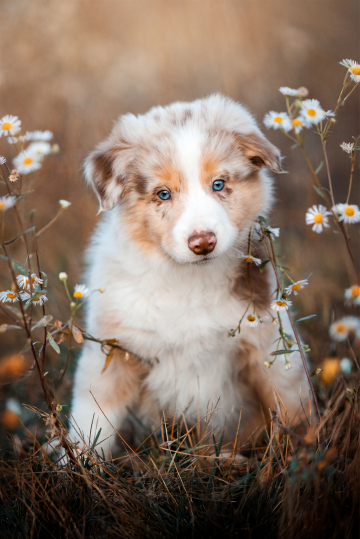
[340,358,352,375]
[26,142,51,158]
[297,87,309,97]
[7,134,28,145]
[271,299,292,312]
[73,284,89,299]
[345,285,360,305]
[16,273,43,291]
[0,196,16,211]
[305,205,331,233]
[324,110,335,119]
[0,156,6,165]
[13,152,42,175]
[20,290,48,306]
[0,290,20,303]
[299,99,326,126]
[240,254,262,265]
[291,117,304,134]
[285,279,309,296]
[0,115,21,137]
[332,203,360,224]
[340,59,360,83]
[59,200,71,209]
[340,142,354,154]
[329,317,360,342]
[259,316,270,324]
[244,314,260,328]
[9,170,19,183]
[26,130,53,141]
[267,226,280,237]
[279,87,299,96]
[263,111,292,132]
[59,272,68,281]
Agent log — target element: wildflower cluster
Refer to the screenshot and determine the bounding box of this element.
[0,113,108,461]
[259,58,360,381]
[0,115,58,175]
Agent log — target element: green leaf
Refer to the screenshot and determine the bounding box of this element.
[10,259,28,275]
[313,185,325,199]
[47,331,60,354]
[257,215,267,224]
[270,349,298,356]
[295,314,317,323]
[315,162,323,174]
[41,271,48,287]
[259,260,270,273]
[33,315,53,330]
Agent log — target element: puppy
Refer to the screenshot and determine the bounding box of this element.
[70,95,309,456]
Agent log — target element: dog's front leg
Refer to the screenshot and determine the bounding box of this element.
[69,341,148,458]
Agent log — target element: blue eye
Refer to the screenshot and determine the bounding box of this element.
[158,190,171,200]
[212,179,225,191]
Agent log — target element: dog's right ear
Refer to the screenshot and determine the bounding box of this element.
[84,140,134,212]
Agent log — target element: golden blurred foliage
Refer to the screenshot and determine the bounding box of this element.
[321,358,341,384]
[0,354,27,383]
[1,409,20,430]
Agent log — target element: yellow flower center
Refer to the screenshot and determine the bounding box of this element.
[307,108,316,117]
[23,157,33,165]
[314,213,323,223]
[344,206,355,217]
[73,291,83,298]
[336,323,345,333]
[247,315,256,322]
[0,202,5,210]
[273,116,283,123]
[351,66,360,75]
[245,257,253,263]
[292,119,302,126]
[6,292,17,299]
[351,285,360,298]
[2,122,12,130]
[276,300,286,307]
[292,283,301,291]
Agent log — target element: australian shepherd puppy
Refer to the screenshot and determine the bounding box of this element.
[70,95,309,456]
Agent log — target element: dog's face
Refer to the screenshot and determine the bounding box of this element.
[85,95,283,264]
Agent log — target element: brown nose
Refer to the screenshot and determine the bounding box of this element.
[188,231,217,255]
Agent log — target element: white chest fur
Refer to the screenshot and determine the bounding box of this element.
[82,212,274,426]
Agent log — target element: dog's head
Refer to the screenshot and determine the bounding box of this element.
[85,95,284,264]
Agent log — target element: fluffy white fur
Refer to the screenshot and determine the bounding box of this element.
[70,95,309,456]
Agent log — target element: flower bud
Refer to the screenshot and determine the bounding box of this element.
[59,272,68,281]
[59,200,71,209]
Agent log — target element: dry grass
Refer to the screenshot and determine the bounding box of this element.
[1,372,359,539]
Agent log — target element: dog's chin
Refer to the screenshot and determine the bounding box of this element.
[163,249,229,266]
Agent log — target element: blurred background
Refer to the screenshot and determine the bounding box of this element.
[0,0,359,447]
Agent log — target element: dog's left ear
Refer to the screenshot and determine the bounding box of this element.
[234,132,285,174]
[84,140,134,212]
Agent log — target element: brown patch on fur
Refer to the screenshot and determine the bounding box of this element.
[234,133,284,173]
[154,162,184,193]
[232,245,271,309]
[181,108,193,124]
[200,154,220,188]
[132,171,148,196]
[97,349,150,410]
